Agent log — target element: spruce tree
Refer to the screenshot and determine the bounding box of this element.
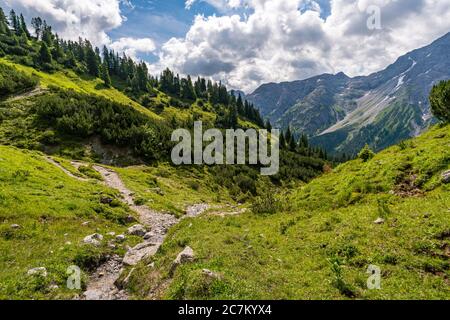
[101,62,112,87]
[19,14,30,38]
[38,42,52,64]
[0,7,10,35]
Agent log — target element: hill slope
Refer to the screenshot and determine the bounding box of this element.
[123,124,450,299]
[247,32,450,155]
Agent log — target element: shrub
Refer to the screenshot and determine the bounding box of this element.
[430,80,450,122]
[358,144,375,162]
[251,189,281,215]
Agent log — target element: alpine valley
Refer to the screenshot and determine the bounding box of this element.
[247,32,450,155]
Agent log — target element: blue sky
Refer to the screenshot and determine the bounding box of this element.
[109,0,333,63]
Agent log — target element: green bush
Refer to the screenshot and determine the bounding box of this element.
[430,80,450,122]
[0,62,38,98]
[358,144,375,162]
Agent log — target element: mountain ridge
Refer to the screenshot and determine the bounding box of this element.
[247,31,450,154]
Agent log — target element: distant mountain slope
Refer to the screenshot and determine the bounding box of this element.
[247,32,450,154]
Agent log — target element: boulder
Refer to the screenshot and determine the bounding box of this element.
[27,267,47,277]
[127,224,147,237]
[169,246,195,276]
[10,224,21,229]
[123,242,158,266]
[442,170,450,184]
[374,218,385,225]
[100,197,113,204]
[83,233,103,246]
[125,215,138,223]
[174,246,195,265]
[202,269,221,280]
[115,234,126,242]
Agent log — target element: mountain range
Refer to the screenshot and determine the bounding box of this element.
[246,32,450,154]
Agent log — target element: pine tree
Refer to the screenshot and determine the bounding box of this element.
[38,42,52,64]
[31,17,42,39]
[9,10,20,34]
[19,14,30,38]
[0,7,10,35]
[101,62,112,87]
[85,41,99,77]
[41,21,53,46]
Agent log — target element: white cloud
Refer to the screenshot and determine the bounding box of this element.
[4,0,123,45]
[160,0,450,92]
[185,0,243,10]
[3,0,157,61]
[110,37,156,60]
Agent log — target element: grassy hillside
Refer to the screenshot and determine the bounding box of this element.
[0,146,142,299]
[123,124,450,300]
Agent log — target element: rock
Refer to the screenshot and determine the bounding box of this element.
[374,218,385,225]
[122,268,135,287]
[123,242,158,266]
[83,233,103,246]
[115,234,126,242]
[10,224,21,229]
[442,170,450,184]
[186,204,210,217]
[27,267,47,277]
[49,284,59,291]
[169,246,195,275]
[81,221,90,226]
[107,232,116,237]
[125,215,138,223]
[202,269,221,280]
[100,197,113,204]
[174,246,195,265]
[127,224,147,237]
[143,231,162,244]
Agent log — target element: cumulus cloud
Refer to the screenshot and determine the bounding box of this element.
[4,0,123,45]
[110,37,156,60]
[3,0,157,60]
[159,0,450,92]
[185,0,243,11]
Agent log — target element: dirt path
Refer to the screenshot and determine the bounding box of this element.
[45,157,237,300]
[82,166,182,300]
[5,87,45,103]
[44,157,89,182]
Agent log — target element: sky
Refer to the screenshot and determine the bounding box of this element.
[1,0,450,93]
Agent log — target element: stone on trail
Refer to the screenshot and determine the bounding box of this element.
[442,170,450,184]
[174,246,195,265]
[27,267,47,277]
[123,242,158,266]
[83,233,104,246]
[127,224,147,237]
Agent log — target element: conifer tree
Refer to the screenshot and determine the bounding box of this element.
[19,14,30,38]
[38,42,52,64]
[0,7,10,35]
[101,62,112,87]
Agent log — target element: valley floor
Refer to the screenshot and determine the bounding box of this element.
[0,124,449,300]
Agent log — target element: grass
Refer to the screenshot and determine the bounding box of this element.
[123,124,450,300]
[0,58,161,121]
[114,164,234,217]
[0,146,141,299]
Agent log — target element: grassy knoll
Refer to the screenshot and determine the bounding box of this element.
[0,146,141,299]
[124,124,450,300]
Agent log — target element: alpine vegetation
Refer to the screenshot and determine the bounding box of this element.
[171,122,280,176]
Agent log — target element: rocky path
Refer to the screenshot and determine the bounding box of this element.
[46,156,238,300]
[82,165,183,300]
[45,157,89,182]
[5,86,45,103]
